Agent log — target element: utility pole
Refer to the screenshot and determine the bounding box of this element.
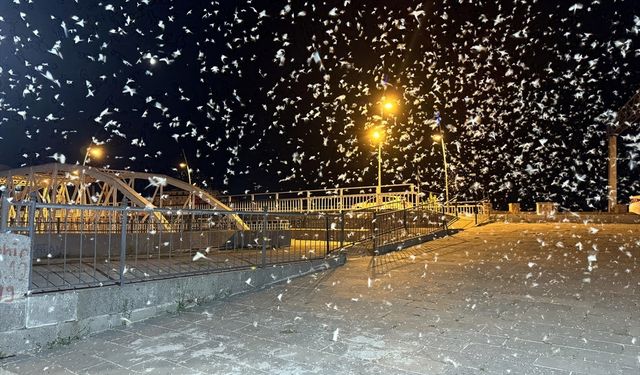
[608,88,640,212]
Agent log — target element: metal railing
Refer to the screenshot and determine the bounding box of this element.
[0,195,469,294]
[1,198,343,294]
[422,201,492,223]
[372,204,457,254]
[214,184,490,222]
[216,184,424,212]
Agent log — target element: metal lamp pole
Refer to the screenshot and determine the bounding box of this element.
[377,139,382,205]
[374,97,395,206]
[439,135,449,204]
[80,143,103,204]
[433,112,449,204]
[180,150,193,209]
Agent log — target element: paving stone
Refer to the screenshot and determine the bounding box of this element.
[534,355,637,375]
[1,358,76,375]
[90,341,154,369]
[128,358,202,375]
[79,361,135,375]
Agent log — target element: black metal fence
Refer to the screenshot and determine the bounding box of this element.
[372,204,454,254]
[0,198,455,294]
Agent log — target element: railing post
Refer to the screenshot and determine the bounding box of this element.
[261,207,268,267]
[0,191,9,232]
[474,205,478,225]
[409,184,415,207]
[340,211,345,248]
[441,205,448,232]
[119,197,128,286]
[372,211,377,255]
[325,214,331,255]
[27,194,37,292]
[402,200,407,230]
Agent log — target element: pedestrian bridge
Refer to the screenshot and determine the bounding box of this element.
[0,163,248,230]
[216,183,491,219]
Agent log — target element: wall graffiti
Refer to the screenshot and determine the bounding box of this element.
[0,235,31,303]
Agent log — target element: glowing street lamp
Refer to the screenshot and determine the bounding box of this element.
[78,143,104,204]
[82,144,104,166]
[431,132,449,204]
[380,96,397,118]
[179,162,192,186]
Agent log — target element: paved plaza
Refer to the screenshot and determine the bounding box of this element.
[1,222,639,374]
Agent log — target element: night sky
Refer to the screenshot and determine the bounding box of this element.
[0,0,639,210]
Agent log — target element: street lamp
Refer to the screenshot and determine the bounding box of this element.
[380,96,397,118]
[370,127,385,205]
[178,162,192,186]
[78,143,104,205]
[431,133,449,204]
[82,144,103,166]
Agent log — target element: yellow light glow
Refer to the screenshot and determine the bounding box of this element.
[370,128,385,144]
[432,134,443,142]
[179,162,188,168]
[380,95,398,115]
[88,147,103,159]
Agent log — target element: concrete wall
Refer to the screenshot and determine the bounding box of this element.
[494,212,640,224]
[0,233,345,357]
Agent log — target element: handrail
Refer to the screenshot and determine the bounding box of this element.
[217,183,423,199]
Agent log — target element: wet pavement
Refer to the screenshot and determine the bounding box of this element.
[2,222,639,374]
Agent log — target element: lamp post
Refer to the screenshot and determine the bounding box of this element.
[179,151,193,209]
[370,128,384,205]
[431,133,449,204]
[79,143,103,205]
[178,162,192,186]
[372,96,397,206]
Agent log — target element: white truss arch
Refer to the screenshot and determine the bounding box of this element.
[0,163,247,230]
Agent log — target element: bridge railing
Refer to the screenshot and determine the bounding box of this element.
[217,184,424,212]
